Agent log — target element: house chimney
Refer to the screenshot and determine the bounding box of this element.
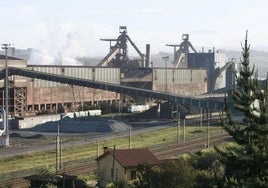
[103,146,108,153]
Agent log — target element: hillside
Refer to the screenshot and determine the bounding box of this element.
[223,50,268,78]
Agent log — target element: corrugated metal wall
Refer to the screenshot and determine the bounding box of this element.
[29,66,120,88]
[153,68,207,96]
[153,68,207,84]
[95,68,120,84]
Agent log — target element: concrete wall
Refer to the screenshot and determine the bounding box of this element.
[97,153,126,187]
[18,114,61,129]
[26,66,120,112]
[26,85,117,111]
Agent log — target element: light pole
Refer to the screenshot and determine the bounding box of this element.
[2,44,10,147]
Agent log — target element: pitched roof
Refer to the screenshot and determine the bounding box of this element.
[96,148,160,168]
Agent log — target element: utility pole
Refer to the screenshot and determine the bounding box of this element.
[177,112,180,144]
[183,119,186,143]
[112,145,116,182]
[207,108,210,147]
[60,138,62,170]
[200,107,203,129]
[162,56,169,92]
[56,124,61,172]
[129,125,131,149]
[1,44,10,147]
[97,139,99,157]
[220,110,224,134]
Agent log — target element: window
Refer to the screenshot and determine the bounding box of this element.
[130,170,136,180]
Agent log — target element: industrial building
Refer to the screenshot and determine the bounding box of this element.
[0,26,235,119]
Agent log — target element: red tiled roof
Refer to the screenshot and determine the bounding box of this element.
[96,148,160,168]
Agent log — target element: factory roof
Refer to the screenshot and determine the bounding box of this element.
[0,55,24,60]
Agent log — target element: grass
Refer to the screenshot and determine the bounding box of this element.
[0,125,224,179]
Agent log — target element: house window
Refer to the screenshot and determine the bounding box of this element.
[130,170,136,180]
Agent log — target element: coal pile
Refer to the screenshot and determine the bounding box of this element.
[26,117,130,133]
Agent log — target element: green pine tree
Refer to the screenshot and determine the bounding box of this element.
[215,31,268,187]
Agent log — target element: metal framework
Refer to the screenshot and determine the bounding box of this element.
[98,26,145,67]
[167,34,197,68]
[14,87,27,116]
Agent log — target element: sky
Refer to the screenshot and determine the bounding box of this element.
[0,0,267,64]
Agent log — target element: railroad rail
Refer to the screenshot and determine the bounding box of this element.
[0,134,231,187]
[58,163,97,176]
[152,133,231,159]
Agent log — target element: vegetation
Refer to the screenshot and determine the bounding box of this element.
[0,125,223,178]
[134,148,222,188]
[4,33,267,188]
[24,168,88,188]
[128,33,268,188]
[215,31,268,187]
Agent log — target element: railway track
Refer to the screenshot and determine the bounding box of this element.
[58,163,97,176]
[152,133,231,159]
[0,134,231,188]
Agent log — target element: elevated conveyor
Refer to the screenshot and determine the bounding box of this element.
[0,67,224,110]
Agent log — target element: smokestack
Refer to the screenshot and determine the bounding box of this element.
[11,47,15,57]
[103,146,108,153]
[145,44,151,68]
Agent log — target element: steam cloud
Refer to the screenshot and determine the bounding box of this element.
[29,21,98,65]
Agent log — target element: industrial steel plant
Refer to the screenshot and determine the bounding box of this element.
[0,26,236,131]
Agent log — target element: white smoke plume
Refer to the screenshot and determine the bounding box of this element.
[29,21,100,65]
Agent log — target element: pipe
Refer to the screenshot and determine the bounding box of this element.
[0,108,6,136]
[145,44,150,68]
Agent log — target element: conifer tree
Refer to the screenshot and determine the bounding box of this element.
[216,31,268,187]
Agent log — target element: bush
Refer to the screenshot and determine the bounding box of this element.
[116,180,129,188]
[188,150,219,170]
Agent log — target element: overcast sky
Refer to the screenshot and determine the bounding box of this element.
[0,0,267,57]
